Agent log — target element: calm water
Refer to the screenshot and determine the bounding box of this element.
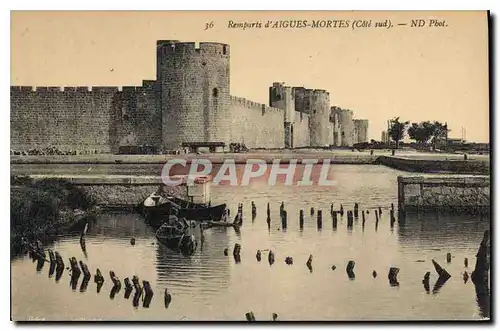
[11,165,490,321]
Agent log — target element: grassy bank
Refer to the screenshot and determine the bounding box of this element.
[10,176,97,257]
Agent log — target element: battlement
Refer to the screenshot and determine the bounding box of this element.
[157,40,230,56]
[156,40,181,47]
[9,85,160,94]
[231,95,284,115]
[333,107,354,115]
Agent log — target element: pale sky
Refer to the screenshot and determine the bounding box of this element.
[10,11,490,142]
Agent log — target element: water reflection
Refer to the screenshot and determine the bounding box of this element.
[155,227,231,293]
[11,165,492,321]
[474,278,490,319]
[397,212,489,249]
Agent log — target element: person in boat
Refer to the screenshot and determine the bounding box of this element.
[154,185,166,197]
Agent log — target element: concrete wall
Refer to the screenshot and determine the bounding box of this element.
[398,175,490,212]
[25,174,204,207]
[229,96,285,148]
[378,156,490,175]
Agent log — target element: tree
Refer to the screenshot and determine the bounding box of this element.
[430,121,450,150]
[388,117,410,149]
[408,121,435,149]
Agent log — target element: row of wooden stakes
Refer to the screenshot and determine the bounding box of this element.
[224,242,478,290]
[230,201,397,230]
[24,240,172,310]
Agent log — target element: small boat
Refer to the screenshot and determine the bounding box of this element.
[155,221,198,256]
[172,201,228,222]
[140,192,172,228]
[167,196,209,209]
[139,190,227,225]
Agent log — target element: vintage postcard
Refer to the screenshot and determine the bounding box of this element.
[10,10,490,322]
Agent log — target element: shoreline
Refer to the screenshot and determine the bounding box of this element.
[10,150,489,164]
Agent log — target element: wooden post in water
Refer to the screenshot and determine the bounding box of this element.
[446,253,452,263]
[379,206,382,215]
[362,210,366,228]
[69,257,81,279]
[124,277,133,299]
[233,243,241,263]
[164,288,172,308]
[471,230,490,285]
[317,210,323,230]
[310,207,315,216]
[330,204,334,216]
[124,277,133,290]
[55,251,64,271]
[340,204,344,216]
[347,211,353,228]
[354,203,359,218]
[266,203,271,229]
[388,267,400,286]
[245,312,256,321]
[422,272,430,293]
[109,270,122,289]
[346,260,355,279]
[464,258,468,268]
[94,268,105,285]
[142,280,154,308]
[132,276,142,308]
[306,254,313,273]
[268,250,275,266]
[390,209,395,227]
[431,259,451,294]
[281,210,288,230]
[238,203,243,225]
[375,210,379,226]
[299,209,304,230]
[79,261,91,280]
[332,211,338,229]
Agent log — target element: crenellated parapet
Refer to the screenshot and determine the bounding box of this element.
[156,41,229,57]
[231,95,284,116]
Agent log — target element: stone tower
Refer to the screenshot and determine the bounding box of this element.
[308,89,331,147]
[354,119,369,143]
[269,82,295,148]
[333,107,355,147]
[156,41,231,149]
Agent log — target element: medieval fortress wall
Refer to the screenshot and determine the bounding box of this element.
[10,40,368,153]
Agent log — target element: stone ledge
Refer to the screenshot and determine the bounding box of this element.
[398,175,490,186]
[27,174,189,186]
